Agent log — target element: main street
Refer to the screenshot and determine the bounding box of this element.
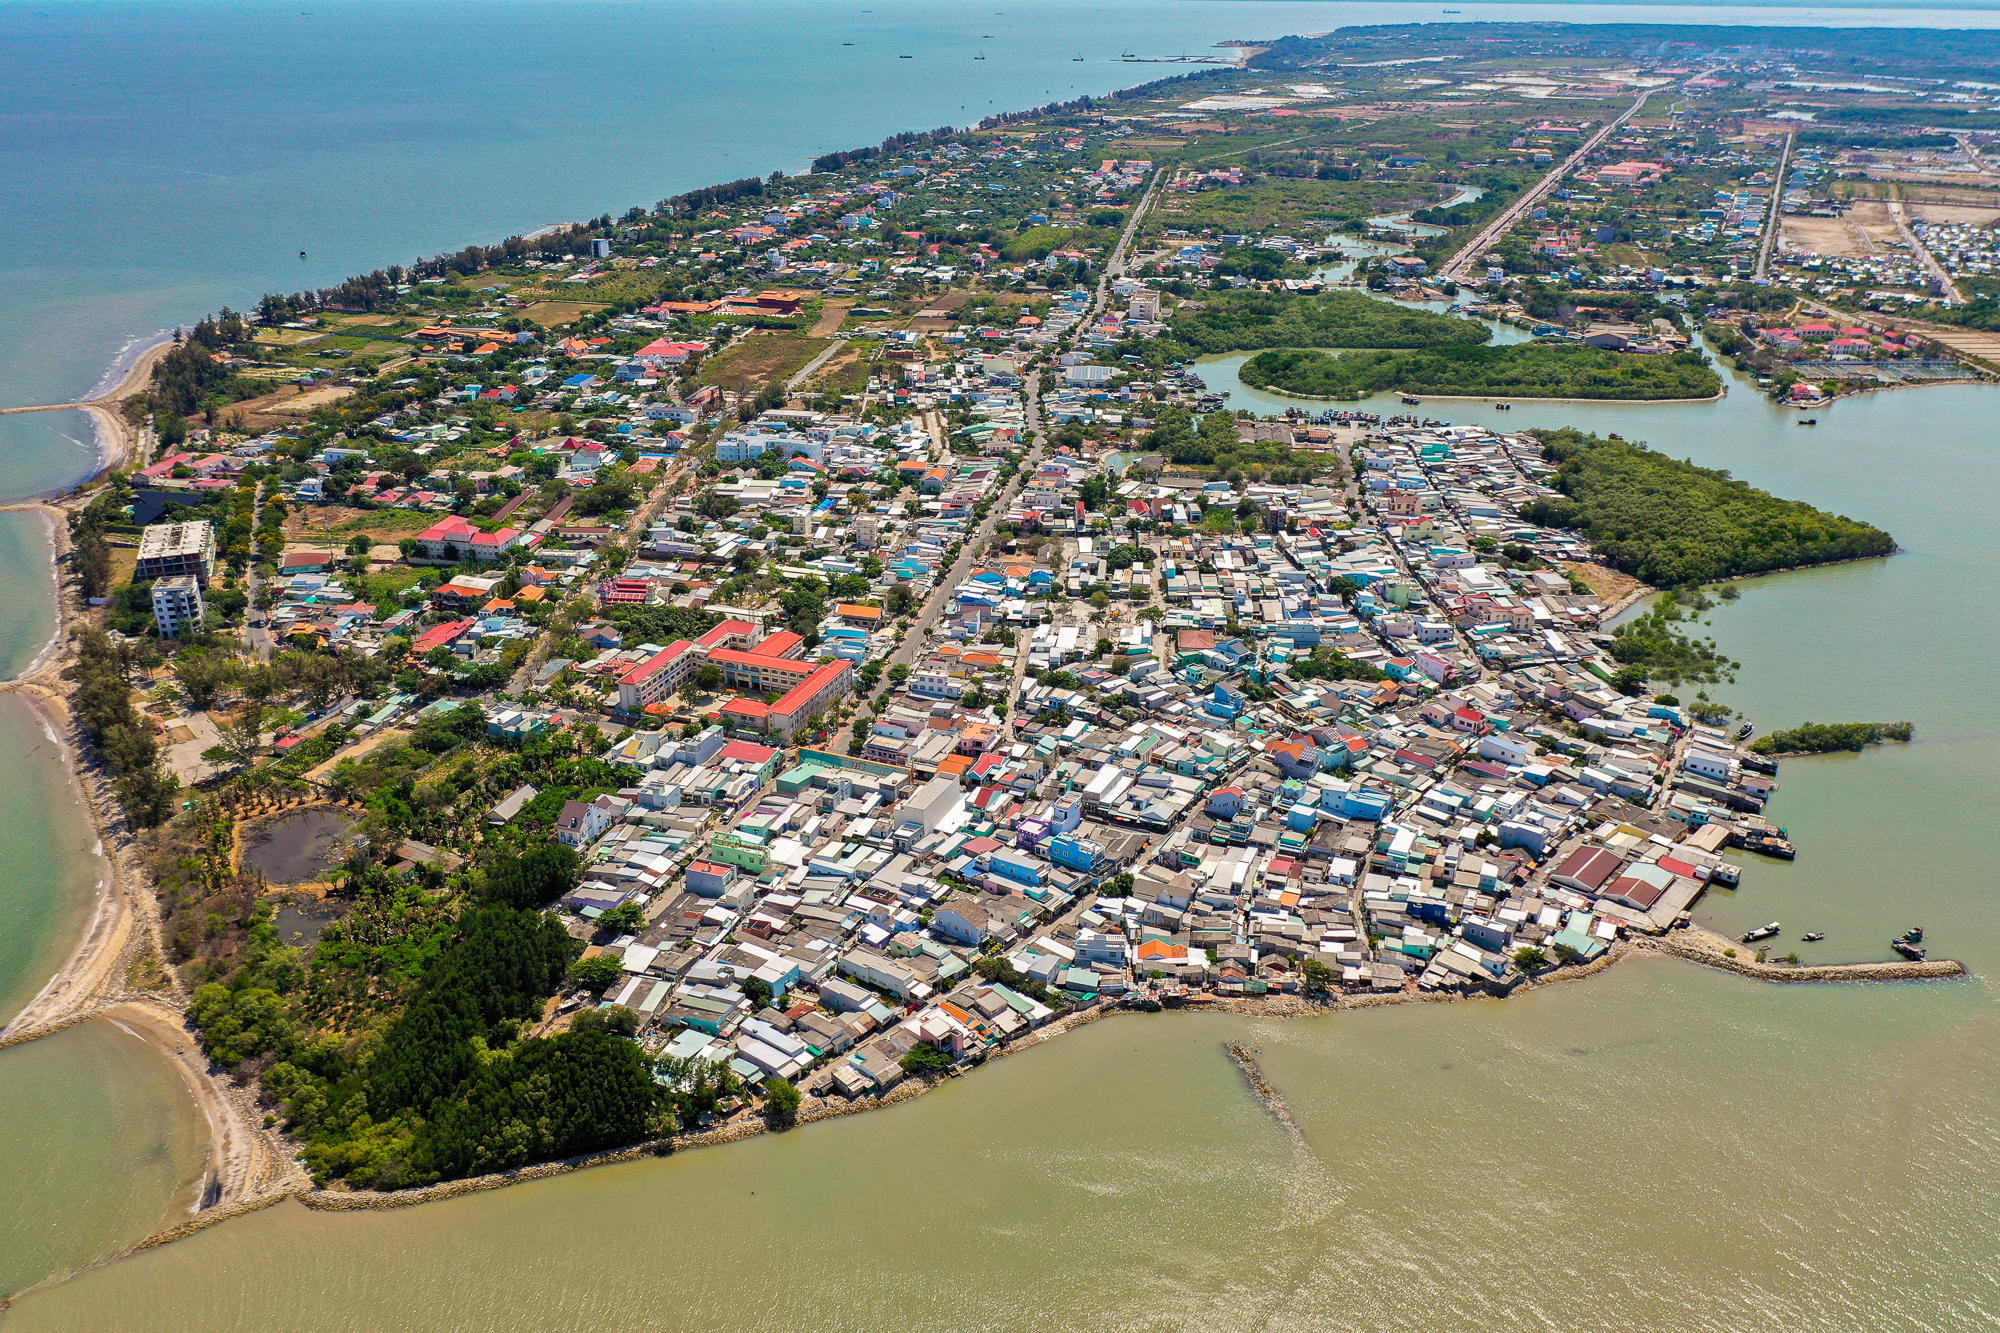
[1753,131,1794,282]
[1438,87,1658,284]
[867,165,1169,698]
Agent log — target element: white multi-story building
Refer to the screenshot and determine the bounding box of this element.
[150,575,205,638]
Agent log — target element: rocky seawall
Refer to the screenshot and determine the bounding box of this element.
[1638,926,1967,984]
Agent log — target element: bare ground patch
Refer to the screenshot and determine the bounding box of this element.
[518,301,611,326]
[1564,560,1641,604]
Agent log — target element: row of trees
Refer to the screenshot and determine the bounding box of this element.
[1238,345,1722,402]
[68,628,181,826]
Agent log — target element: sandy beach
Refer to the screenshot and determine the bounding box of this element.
[0,338,169,484]
[0,338,297,1230]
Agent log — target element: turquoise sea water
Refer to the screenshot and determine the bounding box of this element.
[3,0,2000,1313]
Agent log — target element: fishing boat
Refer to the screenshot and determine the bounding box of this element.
[1400,394,1422,405]
[899,54,913,59]
[1891,938,1927,961]
[1798,417,1817,425]
[1802,931,1824,942]
[1073,53,1085,61]
[1737,719,1755,740]
[1494,401,1511,410]
[975,52,985,59]
[1742,922,1782,943]
[1900,925,1924,945]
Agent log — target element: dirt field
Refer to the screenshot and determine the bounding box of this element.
[222,383,356,429]
[1783,201,1902,259]
[1564,560,1641,605]
[1910,203,2000,227]
[330,313,401,327]
[1782,215,1867,258]
[697,333,832,390]
[802,346,870,396]
[273,385,355,413]
[518,301,610,326]
[808,299,854,336]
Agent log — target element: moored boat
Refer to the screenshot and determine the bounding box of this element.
[1743,921,1782,942]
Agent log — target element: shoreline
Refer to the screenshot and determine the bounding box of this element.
[0,339,168,498]
[45,927,1965,1273]
[0,389,303,1252]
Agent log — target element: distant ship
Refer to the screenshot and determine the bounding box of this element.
[975,52,985,60]
[900,54,913,59]
[1073,53,1085,61]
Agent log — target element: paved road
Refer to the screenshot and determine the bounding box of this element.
[1439,88,1657,284]
[785,336,847,393]
[1886,191,1962,302]
[506,452,690,696]
[245,483,274,662]
[865,166,1168,705]
[1754,132,1794,282]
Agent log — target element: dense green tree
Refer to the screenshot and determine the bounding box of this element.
[405,1030,660,1182]
[366,906,577,1116]
[1519,429,1894,586]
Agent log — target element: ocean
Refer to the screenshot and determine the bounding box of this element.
[3,0,1998,1321]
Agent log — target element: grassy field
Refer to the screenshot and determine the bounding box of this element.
[698,334,833,390]
[285,506,442,544]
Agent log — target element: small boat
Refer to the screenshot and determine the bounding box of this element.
[1737,720,1755,740]
[1802,931,1824,942]
[899,54,913,59]
[1494,401,1510,410]
[1742,921,1782,943]
[1797,417,1817,425]
[1891,939,1927,961]
[1900,925,1924,944]
[1400,394,1422,405]
[1073,54,1085,61]
[975,52,985,59]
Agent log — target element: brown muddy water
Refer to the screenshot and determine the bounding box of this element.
[240,810,356,885]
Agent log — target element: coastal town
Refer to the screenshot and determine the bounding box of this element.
[7,19,1975,1206]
